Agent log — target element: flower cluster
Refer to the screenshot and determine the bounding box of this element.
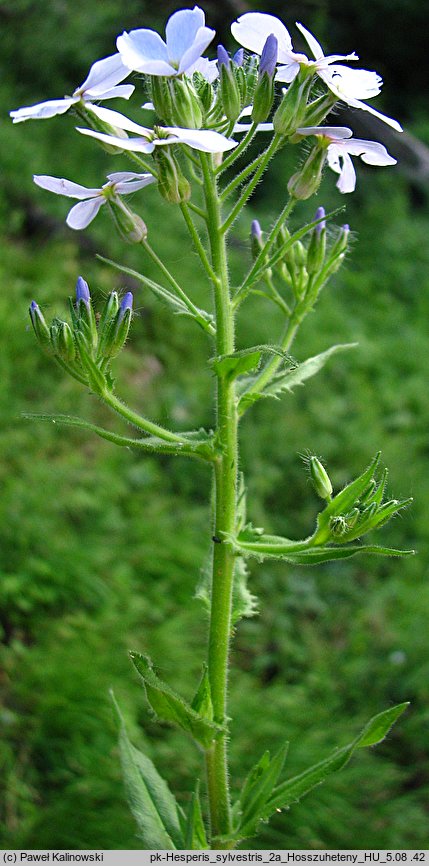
[10,5,401,231]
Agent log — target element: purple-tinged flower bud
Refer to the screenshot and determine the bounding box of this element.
[217,44,230,70]
[250,219,264,260]
[307,206,327,275]
[233,48,244,67]
[76,275,90,308]
[29,300,51,350]
[217,44,241,121]
[103,292,134,358]
[259,34,278,79]
[251,35,278,124]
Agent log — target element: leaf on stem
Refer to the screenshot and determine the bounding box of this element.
[130,652,225,748]
[111,693,185,850]
[238,343,357,413]
[212,345,290,380]
[22,414,216,460]
[182,781,209,849]
[223,703,409,845]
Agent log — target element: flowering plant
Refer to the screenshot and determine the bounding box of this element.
[13,5,412,851]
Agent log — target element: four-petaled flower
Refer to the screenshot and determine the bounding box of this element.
[117,6,215,77]
[297,126,397,193]
[231,12,402,131]
[33,171,155,229]
[10,54,134,123]
[76,104,237,153]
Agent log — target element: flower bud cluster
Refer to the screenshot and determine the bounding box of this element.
[29,277,134,392]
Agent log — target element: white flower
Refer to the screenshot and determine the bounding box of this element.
[297,125,397,193]
[10,54,134,123]
[76,104,237,153]
[33,171,155,229]
[117,6,215,77]
[231,13,402,132]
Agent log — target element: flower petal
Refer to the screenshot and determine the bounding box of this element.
[343,139,397,166]
[77,127,155,153]
[295,22,324,60]
[319,65,382,100]
[66,198,105,229]
[114,175,156,194]
[343,97,403,132]
[178,27,216,74]
[326,146,357,193]
[161,127,237,152]
[33,175,100,198]
[10,97,76,123]
[78,53,131,96]
[231,12,293,64]
[165,6,214,70]
[86,103,151,135]
[99,84,135,100]
[187,56,219,83]
[116,29,171,74]
[275,62,301,83]
[297,125,353,139]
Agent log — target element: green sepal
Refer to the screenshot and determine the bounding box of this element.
[238,343,357,414]
[130,652,225,748]
[22,414,217,461]
[183,781,209,849]
[98,255,215,336]
[313,453,381,544]
[111,693,185,850]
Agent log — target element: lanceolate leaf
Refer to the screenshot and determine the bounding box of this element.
[238,343,357,413]
[111,694,185,850]
[22,414,216,461]
[264,703,409,817]
[212,345,290,380]
[229,533,413,564]
[130,653,224,747]
[183,782,209,849]
[231,555,259,623]
[227,704,409,844]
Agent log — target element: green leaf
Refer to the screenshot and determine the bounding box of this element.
[111,694,184,849]
[212,345,289,381]
[130,652,224,748]
[264,703,409,818]
[227,527,413,564]
[97,255,214,334]
[313,453,381,544]
[183,782,209,849]
[238,343,357,413]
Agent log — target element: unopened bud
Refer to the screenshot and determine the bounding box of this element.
[29,300,51,350]
[104,292,133,358]
[252,35,277,124]
[250,219,263,257]
[310,456,333,500]
[50,319,76,362]
[306,206,327,274]
[150,76,174,124]
[233,48,244,67]
[288,146,326,200]
[217,44,241,122]
[325,224,350,276]
[74,276,98,353]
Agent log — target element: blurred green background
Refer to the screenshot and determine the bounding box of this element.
[1,0,428,850]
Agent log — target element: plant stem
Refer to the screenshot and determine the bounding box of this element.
[101,389,184,443]
[200,152,238,845]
